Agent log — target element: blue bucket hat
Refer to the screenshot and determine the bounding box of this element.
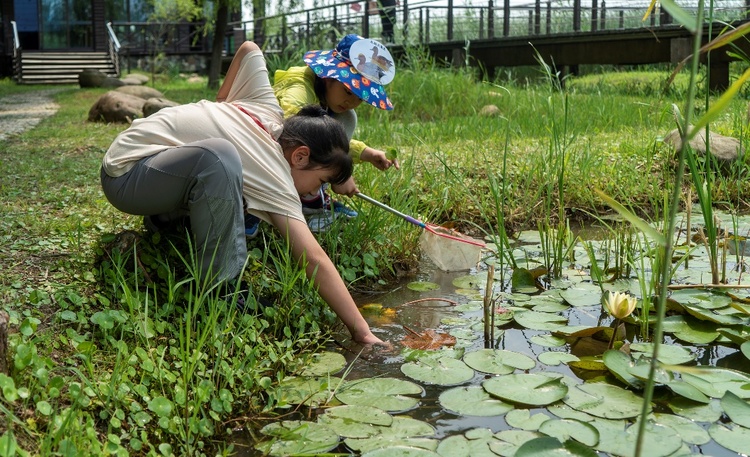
[303,34,396,110]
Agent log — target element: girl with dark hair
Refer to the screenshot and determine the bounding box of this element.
[100,41,383,345]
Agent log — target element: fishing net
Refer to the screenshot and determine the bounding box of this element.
[419,226,484,272]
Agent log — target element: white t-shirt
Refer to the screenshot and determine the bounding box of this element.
[102,50,304,223]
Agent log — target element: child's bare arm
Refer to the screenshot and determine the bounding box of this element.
[216,41,261,102]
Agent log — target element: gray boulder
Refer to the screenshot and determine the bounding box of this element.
[88,91,144,123]
[79,69,125,88]
[115,85,164,100]
[143,97,180,117]
[663,126,742,162]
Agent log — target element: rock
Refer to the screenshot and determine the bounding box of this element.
[88,91,144,123]
[122,73,149,85]
[663,126,742,162]
[143,97,180,117]
[120,76,144,85]
[479,104,501,117]
[78,69,125,88]
[115,85,164,100]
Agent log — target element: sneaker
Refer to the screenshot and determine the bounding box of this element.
[307,212,337,233]
[245,213,260,239]
[301,192,358,218]
[332,200,358,218]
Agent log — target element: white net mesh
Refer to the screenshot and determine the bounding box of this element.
[419,226,483,272]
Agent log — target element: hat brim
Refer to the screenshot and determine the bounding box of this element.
[304,50,393,111]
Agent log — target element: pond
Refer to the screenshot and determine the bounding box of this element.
[238,214,750,457]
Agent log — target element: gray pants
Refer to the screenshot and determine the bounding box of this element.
[100,138,246,284]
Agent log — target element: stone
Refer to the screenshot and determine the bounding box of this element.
[122,73,149,84]
[479,104,501,117]
[78,69,124,88]
[663,126,742,162]
[143,97,180,117]
[88,91,144,123]
[115,85,164,100]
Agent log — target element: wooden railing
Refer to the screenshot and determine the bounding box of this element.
[10,20,21,83]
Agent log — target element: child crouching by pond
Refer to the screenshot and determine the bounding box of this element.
[99,40,383,345]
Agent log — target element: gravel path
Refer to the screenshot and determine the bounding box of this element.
[0,89,61,142]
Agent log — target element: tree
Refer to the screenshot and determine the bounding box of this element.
[206,0,243,90]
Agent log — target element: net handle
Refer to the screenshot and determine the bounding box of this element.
[355,193,485,248]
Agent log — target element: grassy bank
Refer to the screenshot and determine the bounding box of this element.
[1,54,749,455]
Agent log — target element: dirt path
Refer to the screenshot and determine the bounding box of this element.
[0,89,61,142]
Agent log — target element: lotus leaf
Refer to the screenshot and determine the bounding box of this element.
[452,274,484,289]
[463,349,535,374]
[255,420,339,456]
[718,326,750,345]
[708,423,750,454]
[629,342,696,365]
[504,409,550,431]
[720,390,750,428]
[743,340,750,361]
[560,284,602,307]
[562,383,645,419]
[511,268,539,293]
[344,416,437,453]
[335,378,422,412]
[538,419,599,447]
[681,302,746,326]
[547,404,596,422]
[679,366,750,399]
[453,301,482,312]
[567,356,607,371]
[513,309,568,331]
[531,334,566,347]
[492,429,544,454]
[665,380,710,403]
[483,373,567,406]
[590,420,682,457]
[651,413,711,445]
[299,351,347,376]
[322,404,393,427]
[407,281,440,292]
[435,430,504,457]
[514,436,598,457]
[278,376,343,408]
[538,351,579,366]
[362,446,441,457]
[667,397,723,422]
[662,315,719,344]
[669,289,732,309]
[438,386,514,416]
[400,356,474,386]
[602,350,643,389]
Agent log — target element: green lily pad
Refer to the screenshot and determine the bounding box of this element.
[491,430,543,454]
[452,274,484,289]
[299,351,347,376]
[335,378,423,412]
[629,342,695,365]
[436,429,505,457]
[514,437,598,457]
[681,302,745,326]
[568,356,607,372]
[664,380,710,403]
[560,284,603,307]
[602,350,643,389]
[321,404,393,428]
[679,366,750,399]
[278,376,343,408]
[562,383,645,419]
[721,390,750,428]
[538,419,599,447]
[530,334,566,347]
[538,351,580,366]
[439,386,514,417]
[742,340,750,361]
[463,349,535,374]
[255,420,339,456]
[667,397,723,422]
[344,416,437,453]
[504,409,550,431]
[591,419,682,457]
[709,423,750,454]
[483,373,568,406]
[511,268,538,293]
[651,413,710,445]
[547,405,596,422]
[400,356,474,386]
[513,310,568,331]
[669,289,733,309]
[362,447,440,457]
[407,281,440,292]
[661,315,720,344]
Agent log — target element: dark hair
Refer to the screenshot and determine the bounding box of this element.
[279,105,352,185]
[313,75,328,109]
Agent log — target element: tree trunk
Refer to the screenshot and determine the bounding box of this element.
[0,310,9,375]
[208,1,230,91]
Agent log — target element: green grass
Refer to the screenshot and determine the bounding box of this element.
[2,50,750,454]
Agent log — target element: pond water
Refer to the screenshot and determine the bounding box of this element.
[236,216,750,457]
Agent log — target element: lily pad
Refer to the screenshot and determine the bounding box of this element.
[463,349,535,375]
[277,376,343,408]
[344,416,437,453]
[720,390,750,428]
[439,386,514,417]
[514,437,598,457]
[679,366,750,399]
[255,420,339,456]
[538,351,580,366]
[362,446,440,457]
[513,309,568,331]
[452,274,484,289]
[335,378,423,412]
[407,281,440,292]
[590,419,682,457]
[299,352,347,376]
[562,383,645,419]
[708,423,750,454]
[504,409,550,431]
[629,342,695,365]
[530,334,566,347]
[317,404,393,438]
[560,284,603,307]
[435,429,505,457]
[538,419,599,447]
[602,350,643,389]
[400,356,474,386]
[651,413,710,445]
[483,373,567,406]
[667,397,723,422]
[661,315,720,344]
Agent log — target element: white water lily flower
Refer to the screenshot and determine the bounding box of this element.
[603,291,637,320]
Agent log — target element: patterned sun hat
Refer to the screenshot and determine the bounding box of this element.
[303,34,396,110]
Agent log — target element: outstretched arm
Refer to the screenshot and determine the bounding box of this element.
[216,41,261,102]
[268,213,383,344]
